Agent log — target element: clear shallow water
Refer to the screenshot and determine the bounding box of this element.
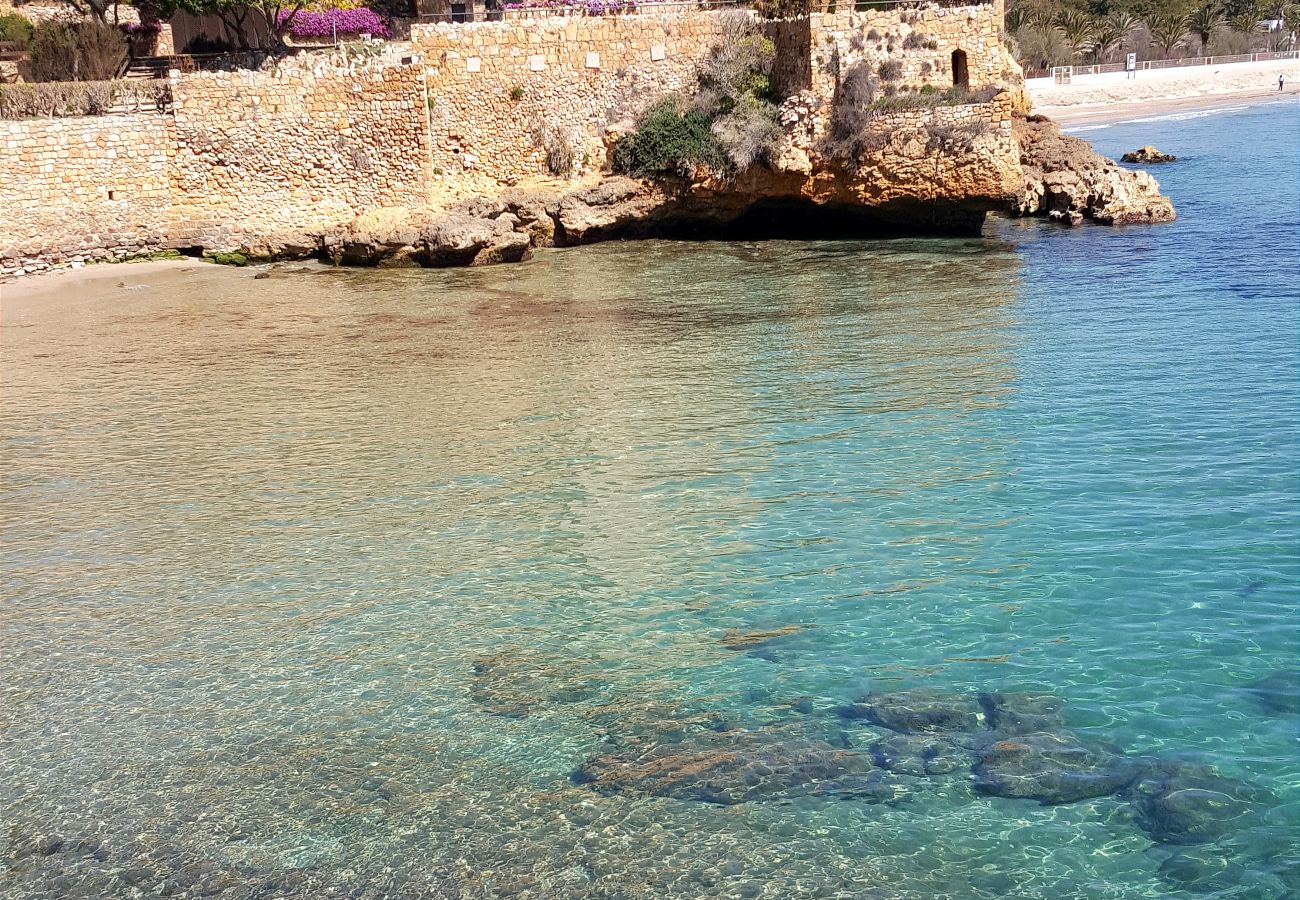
[2,102,1298,899]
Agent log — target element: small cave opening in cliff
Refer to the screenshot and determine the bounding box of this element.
[607,199,991,243]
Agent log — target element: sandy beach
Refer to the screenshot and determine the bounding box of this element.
[1029,57,1300,123]
[0,257,207,301]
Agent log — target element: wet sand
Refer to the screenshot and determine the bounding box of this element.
[1047,89,1299,128]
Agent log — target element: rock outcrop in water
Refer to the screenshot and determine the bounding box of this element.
[246,107,1175,271]
[1121,146,1178,164]
[1010,115,1177,226]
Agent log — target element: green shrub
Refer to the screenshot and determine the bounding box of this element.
[0,80,170,119]
[26,21,127,83]
[509,85,525,101]
[614,13,781,178]
[535,122,580,176]
[877,59,904,81]
[612,97,723,178]
[711,93,782,170]
[0,12,34,48]
[696,11,775,115]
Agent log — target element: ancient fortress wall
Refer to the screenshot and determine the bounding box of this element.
[808,2,1010,102]
[411,14,732,183]
[0,2,1013,277]
[0,114,175,271]
[410,2,1008,183]
[168,61,432,252]
[2,60,433,275]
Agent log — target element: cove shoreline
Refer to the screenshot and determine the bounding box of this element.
[1040,88,1300,129]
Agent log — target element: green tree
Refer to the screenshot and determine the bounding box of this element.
[1187,1,1227,52]
[1227,0,1262,34]
[1090,11,1140,58]
[1147,10,1191,55]
[158,0,306,50]
[1056,8,1098,58]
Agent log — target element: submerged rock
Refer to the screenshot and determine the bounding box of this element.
[868,733,968,777]
[971,732,1137,804]
[839,689,985,734]
[469,651,603,718]
[1127,761,1263,845]
[1011,115,1176,226]
[978,691,1069,736]
[1121,146,1178,163]
[574,733,903,805]
[719,625,803,652]
[1244,670,1300,716]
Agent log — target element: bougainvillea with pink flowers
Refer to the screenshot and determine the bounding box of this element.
[500,0,639,13]
[276,7,390,38]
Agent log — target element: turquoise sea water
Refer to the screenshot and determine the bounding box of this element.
[2,100,1298,899]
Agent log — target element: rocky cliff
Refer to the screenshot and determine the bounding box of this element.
[281,103,1174,270]
[1009,115,1176,226]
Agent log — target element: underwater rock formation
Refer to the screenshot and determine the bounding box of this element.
[469,650,604,718]
[977,691,1069,736]
[867,733,966,777]
[970,732,1137,805]
[1245,670,1300,716]
[839,689,985,734]
[574,732,903,806]
[1127,760,1264,845]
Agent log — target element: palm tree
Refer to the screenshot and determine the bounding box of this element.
[1147,10,1191,57]
[1279,2,1300,49]
[1005,1,1033,35]
[1228,2,1262,37]
[1056,8,1096,60]
[1091,12,1140,61]
[1187,2,1227,54]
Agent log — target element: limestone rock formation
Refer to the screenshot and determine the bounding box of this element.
[219,109,1175,271]
[322,207,532,268]
[1011,115,1177,226]
[1121,146,1178,163]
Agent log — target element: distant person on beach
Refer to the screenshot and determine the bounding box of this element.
[1281,74,1286,92]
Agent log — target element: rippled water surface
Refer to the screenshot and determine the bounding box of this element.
[3,102,1298,899]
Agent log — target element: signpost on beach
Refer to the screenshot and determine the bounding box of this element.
[1127,53,1137,79]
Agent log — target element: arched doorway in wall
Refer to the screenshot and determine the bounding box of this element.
[951,49,969,91]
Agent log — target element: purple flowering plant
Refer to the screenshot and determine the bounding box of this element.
[276,7,391,38]
[500,0,639,13]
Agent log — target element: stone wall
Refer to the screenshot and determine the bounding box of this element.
[0,3,1021,276]
[412,12,735,183]
[807,1,1012,116]
[410,2,1011,183]
[167,59,433,253]
[1,56,433,276]
[0,113,174,274]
